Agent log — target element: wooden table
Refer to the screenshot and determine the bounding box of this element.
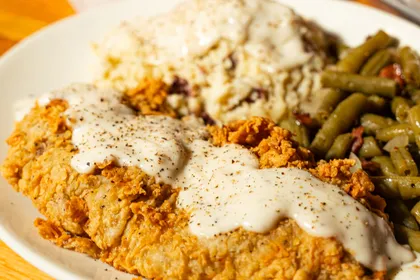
[0,0,404,279]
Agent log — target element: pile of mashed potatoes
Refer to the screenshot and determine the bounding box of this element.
[94,0,331,124]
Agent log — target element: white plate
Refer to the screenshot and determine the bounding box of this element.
[383,0,420,24]
[1,0,420,279]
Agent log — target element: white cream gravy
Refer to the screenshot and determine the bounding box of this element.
[123,0,311,72]
[390,251,420,279]
[20,83,415,271]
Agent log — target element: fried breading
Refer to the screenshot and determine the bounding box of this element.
[210,118,386,215]
[209,117,313,169]
[125,78,176,117]
[1,101,387,279]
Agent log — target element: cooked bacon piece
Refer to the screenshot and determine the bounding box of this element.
[379,63,405,88]
[293,112,314,127]
[351,126,364,154]
[361,159,380,174]
[168,76,191,96]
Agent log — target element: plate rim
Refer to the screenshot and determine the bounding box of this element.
[1,0,420,279]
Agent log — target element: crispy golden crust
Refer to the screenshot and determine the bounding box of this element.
[209,117,386,216]
[125,78,176,117]
[209,117,313,169]
[1,102,386,279]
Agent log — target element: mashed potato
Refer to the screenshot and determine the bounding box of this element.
[94,0,330,124]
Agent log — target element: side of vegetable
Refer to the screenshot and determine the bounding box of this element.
[310,93,367,157]
[299,30,420,253]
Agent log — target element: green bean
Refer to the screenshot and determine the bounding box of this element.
[387,199,419,230]
[336,30,393,73]
[360,114,397,135]
[280,118,310,148]
[404,199,418,210]
[410,90,420,104]
[406,85,420,104]
[321,71,398,98]
[400,46,420,87]
[360,49,393,76]
[314,88,347,125]
[371,177,401,198]
[310,93,367,157]
[375,123,415,143]
[408,145,420,167]
[390,147,418,176]
[325,133,353,160]
[411,201,420,225]
[394,224,409,244]
[366,95,387,113]
[372,176,420,199]
[358,136,383,158]
[391,97,412,123]
[298,127,310,148]
[409,232,420,253]
[337,42,350,60]
[372,156,398,176]
[394,224,420,252]
[408,105,420,149]
[298,127,311,148]
[280,120,291,133]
